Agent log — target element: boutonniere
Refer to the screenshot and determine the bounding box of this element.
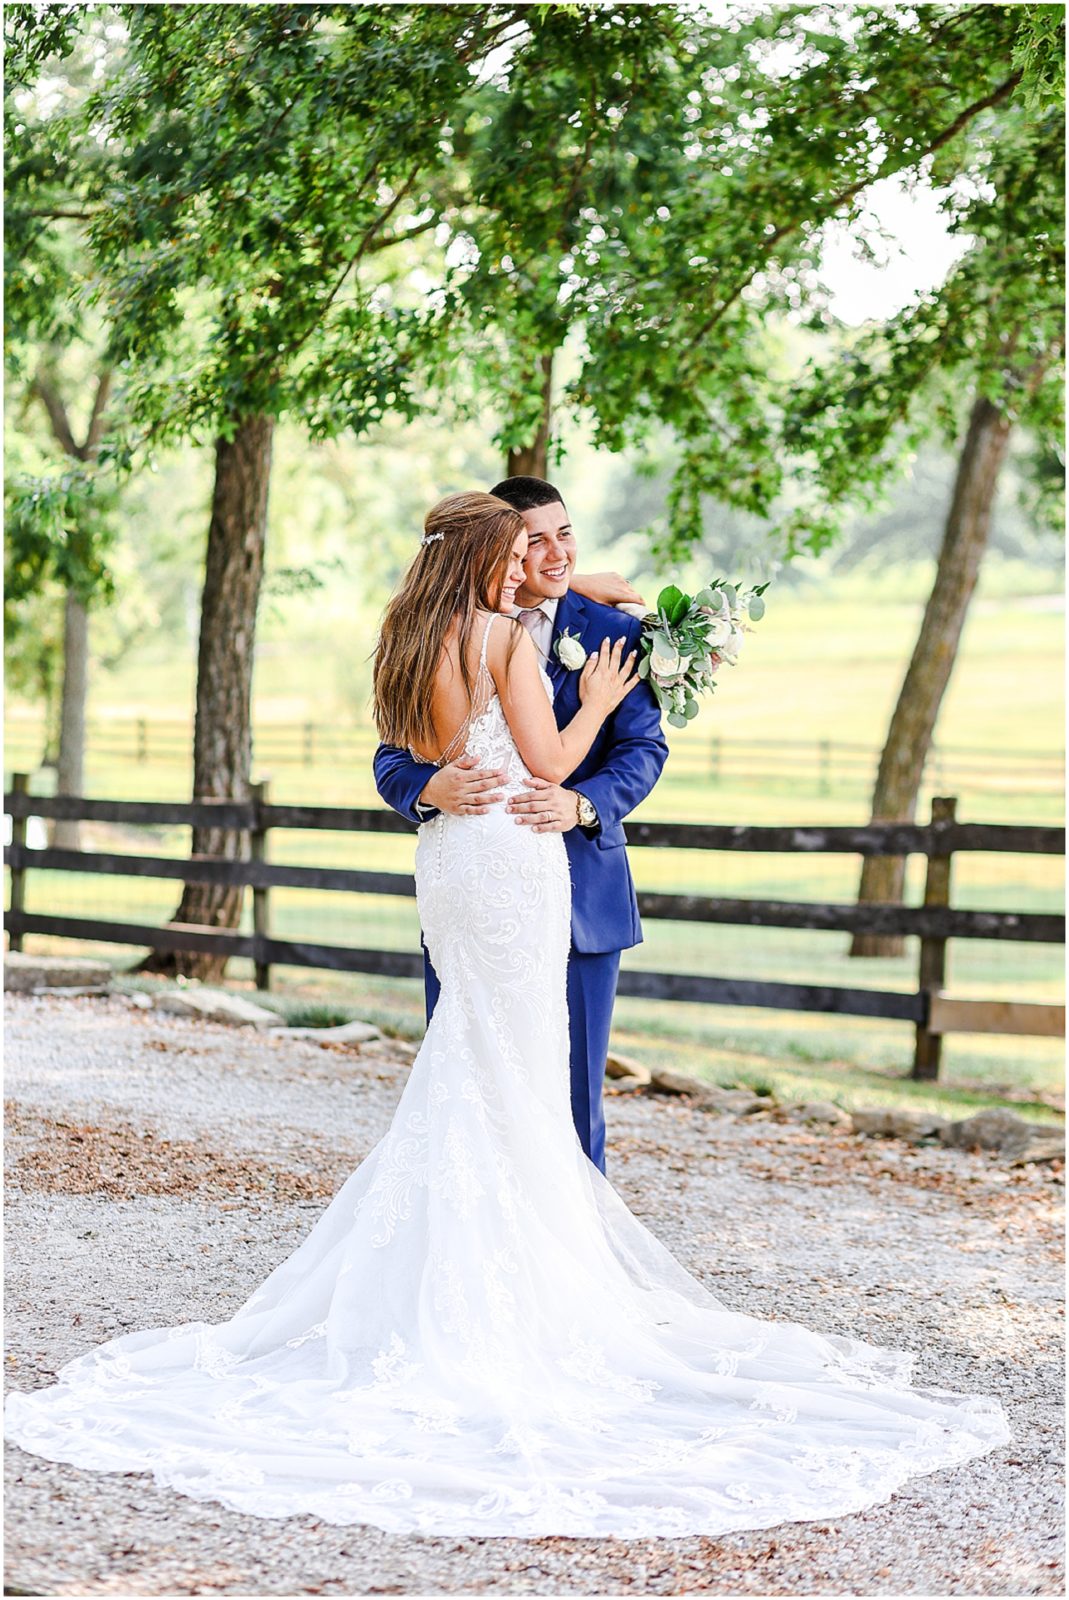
[554,627,588,670]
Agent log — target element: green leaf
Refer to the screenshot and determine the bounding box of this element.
[656,584,688,625]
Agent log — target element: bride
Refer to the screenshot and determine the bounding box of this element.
[5,491,1011,1537]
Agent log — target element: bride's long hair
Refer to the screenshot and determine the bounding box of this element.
[372,491,525,753]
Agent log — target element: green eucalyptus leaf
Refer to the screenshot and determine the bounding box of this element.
[656,584,686,623]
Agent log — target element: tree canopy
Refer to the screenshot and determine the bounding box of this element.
[6,3,1064,559]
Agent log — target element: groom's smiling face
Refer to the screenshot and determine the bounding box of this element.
[514,501,576,606]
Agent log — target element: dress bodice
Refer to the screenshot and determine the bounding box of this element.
[447,662,555,797]
[412,614,555,798]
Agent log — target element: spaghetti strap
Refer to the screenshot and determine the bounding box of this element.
[435,613,498,768]
[479,610,496,669]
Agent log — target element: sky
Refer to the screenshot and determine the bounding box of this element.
[818,174,974,326]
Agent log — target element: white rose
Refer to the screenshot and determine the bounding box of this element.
[704,616,732,648]
[720,626,745,662]
[649,645,682,677]
[556,632,588,670]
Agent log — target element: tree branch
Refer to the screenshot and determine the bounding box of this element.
[364,212,440,256]
[30,371,80,459]
[24,207,101,220]
[85,369,114,456]
[677,68,1025,371]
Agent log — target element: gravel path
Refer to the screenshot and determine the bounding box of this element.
[3,991,1064,1597]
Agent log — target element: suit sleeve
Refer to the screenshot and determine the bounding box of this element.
[570,616,668,832]
[373,741,440,824]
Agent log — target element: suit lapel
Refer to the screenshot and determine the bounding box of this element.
[548,590,590,680]
[546,590,590,718]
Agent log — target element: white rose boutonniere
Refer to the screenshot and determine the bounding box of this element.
[555,628,588,670]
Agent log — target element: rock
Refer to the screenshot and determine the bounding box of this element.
[273,1020,382,1045]
[740,1094,778,1115]
[649,1067,721,1103]
[706,1087,770,1114]
[939,1108,1044,1159]
[358,1038,419,1064]
[786,1100,852,1128]
[1008,1136,1065,1166]
[34,984,114,998]
[152,988,280,1029]
[4,953,112,993]
[648,1069,766,1114]
[851,1107,949,1143]
[605,1074,648,1094]
[604,1050,652,1086]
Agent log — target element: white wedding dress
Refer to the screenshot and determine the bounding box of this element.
[5,616,1011,1536]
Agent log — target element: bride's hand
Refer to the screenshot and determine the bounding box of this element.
[570,570,646,608]
[578,636,640,713]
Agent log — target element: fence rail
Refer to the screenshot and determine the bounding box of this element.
[4,777,1064,1081]
[5,717,1064,796]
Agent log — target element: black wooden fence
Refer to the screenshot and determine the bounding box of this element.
[5,717,1064,796]
[4,775,1064,1081]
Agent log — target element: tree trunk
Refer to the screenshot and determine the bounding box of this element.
[849,395,1013,957]
[135,414,274,981]
[31,363,111,846]
[506,352,553,478]
[51,591,89,850]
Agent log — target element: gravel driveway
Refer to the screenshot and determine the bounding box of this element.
[3,991,1064,1597]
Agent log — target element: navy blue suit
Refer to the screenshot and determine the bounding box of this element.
[373,590,668,1172]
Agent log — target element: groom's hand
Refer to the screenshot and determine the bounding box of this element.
[506,778,578,834]
[419,755,506,816]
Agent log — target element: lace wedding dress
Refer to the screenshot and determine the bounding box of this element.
[4,615,1011,1536]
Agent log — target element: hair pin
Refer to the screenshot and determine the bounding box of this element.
[420,530,445,546]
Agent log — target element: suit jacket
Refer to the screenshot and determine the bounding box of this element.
[373,590,668,954]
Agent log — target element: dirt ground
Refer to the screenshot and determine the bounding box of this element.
[3,991,1064,1597]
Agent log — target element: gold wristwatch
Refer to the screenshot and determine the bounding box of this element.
[575,792,598,829]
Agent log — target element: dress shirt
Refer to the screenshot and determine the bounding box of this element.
[510,596,558,663]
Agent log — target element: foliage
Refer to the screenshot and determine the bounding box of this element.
[7,2,1064,576]
[5,465,119,605]
[565,3,1065,559]
[10,5,539,447]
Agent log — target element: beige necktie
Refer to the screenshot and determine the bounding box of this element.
[516,607,550,658]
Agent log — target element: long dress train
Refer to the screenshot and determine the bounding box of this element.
[4,617,1011,1536]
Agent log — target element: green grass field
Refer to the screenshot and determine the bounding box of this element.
[5,574,1064,1124]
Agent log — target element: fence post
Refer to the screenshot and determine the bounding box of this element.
[137,718,147,763]
[303,722,314,767]
[819,738,831,796]
[912,794,958,1081]
[709,735,721,782]
[250,778,271,991]
[7,772,29,953]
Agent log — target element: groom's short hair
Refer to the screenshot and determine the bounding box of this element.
[490,475,567,513]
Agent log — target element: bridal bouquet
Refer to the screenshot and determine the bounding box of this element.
[619,579,768,727]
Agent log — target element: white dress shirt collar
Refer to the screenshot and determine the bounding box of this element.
[510,596,559,626]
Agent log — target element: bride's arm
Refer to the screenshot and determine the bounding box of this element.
[487,622,637,785]
[570,571,646,607]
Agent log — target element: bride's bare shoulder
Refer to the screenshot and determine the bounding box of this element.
[484,611,530,663]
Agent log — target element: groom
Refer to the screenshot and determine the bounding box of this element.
[373,475,668,1174]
